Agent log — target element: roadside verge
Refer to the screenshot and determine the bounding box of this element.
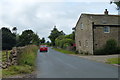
[2,45,38,78]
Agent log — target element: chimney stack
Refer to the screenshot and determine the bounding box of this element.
[104,9,108,15]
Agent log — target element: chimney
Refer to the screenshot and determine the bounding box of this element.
[104,9,108,15]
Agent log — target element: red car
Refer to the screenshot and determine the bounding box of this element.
[40,45,48,52]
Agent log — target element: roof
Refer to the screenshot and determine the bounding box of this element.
[74,13,120,29]
[81,13,120,17]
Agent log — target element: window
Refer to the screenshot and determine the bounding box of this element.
[104,26,110,33]
[80,23,83,30]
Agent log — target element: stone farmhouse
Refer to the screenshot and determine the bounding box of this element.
[74,9,120,54]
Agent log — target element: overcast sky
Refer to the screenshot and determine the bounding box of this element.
[0,0,118,41]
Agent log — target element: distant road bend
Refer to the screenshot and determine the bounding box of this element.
[37,47,118,78]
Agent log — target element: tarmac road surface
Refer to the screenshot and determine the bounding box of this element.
[36,47,118,78]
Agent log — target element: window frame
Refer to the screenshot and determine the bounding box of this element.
[80,23,83,30]
[104,26,110,33]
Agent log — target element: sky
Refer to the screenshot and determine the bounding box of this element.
[0,0,118,41]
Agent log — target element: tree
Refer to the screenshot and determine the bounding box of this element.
[32,33,40,46]
[110,0,120,10]
[55,35,74,48]
[1,27,16,50]
[55,31,75,50]
[48,26,65,46]
[65,31,75,40]
[12,27,17,34]
[40,37,45,44]
[60,30,65,35]
[18,30,40,46]
[46,41,50,43]
[12,27,17,46]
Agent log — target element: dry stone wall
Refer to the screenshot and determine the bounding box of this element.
[0,47,25,69]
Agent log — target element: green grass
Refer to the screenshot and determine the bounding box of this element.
[2,45,38,78]
[2,50,11,62]
[53,48,77,55]
[107,58,120,64]
[2,65,33,77]
[18,45,38,67]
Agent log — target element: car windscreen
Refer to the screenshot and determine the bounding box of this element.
[40,45,47,47]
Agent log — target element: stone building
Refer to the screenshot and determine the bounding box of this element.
[74,9,120,54]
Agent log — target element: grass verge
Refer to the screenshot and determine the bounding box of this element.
[107,57,120,64]
[2,65,33,77]
[18,45,38,66]
[2,50,11,62]
[53,48,77,55]
[2,45,38,77]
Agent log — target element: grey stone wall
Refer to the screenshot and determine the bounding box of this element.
[75,14,93,54]
[94,27,120,50]
[91,15,120,50]
[1,47,25,69]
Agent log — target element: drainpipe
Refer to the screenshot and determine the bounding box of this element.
[92,22,95,54]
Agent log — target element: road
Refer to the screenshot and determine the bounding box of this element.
[36,47,118,78]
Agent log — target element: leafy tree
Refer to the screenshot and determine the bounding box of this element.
[60,30,65,35]
[40,37,45,44]
[48,26,65,46]
[55,35,74,48]
[46,41,50,46]
[1,27,16,50]
[12,27,17,34]
[110,0,120,10]
[12,27,17,46]
[16,34,20,46]
[32,33,40,46]
[55,30,76,50]
[18,30,40,46]
[65,31,75,40]
[46,41,50,43]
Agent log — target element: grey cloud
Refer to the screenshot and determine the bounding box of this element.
[0,2,118,41]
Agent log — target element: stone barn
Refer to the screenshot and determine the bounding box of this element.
[74,9,120,54]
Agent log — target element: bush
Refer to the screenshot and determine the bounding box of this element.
[104,39,117,54]
[63,43,71,49]
[94,39,120,55]
[55,36,74,49]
